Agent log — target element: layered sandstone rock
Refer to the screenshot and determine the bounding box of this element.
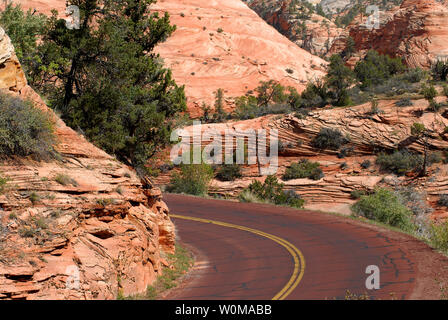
[155,98,448,217]
[247,0,344,57]
[330,0,448,69]
[16,0,327,117]
[0,29,175,300]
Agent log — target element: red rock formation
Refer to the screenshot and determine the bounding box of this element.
[15,0,327,117]
[154,97,448,217]
[330,0,448,69]
[247,0,344,57]
[0,29,175,300]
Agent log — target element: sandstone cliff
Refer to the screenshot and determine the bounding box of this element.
[246,0,344,57]
[16,0,327,118]
[330,0,448,69]
[0,30,175,300]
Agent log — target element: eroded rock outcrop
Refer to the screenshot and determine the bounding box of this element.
[330,0,448,69]
[247,0,344,57]
[0,29,175,300]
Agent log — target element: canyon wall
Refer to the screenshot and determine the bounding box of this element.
[0,29,175,300]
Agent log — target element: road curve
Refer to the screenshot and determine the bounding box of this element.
[164,194,420,300]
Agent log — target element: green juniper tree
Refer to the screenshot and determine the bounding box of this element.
[326,54,355,106]
[34,0,186,175]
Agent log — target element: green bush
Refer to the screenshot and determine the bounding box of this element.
[360,160,371,169]
[0,175,7,193]
[432,59,448,81]
[312,128,348,150]
[166,163,214,196]
[0,93,55,159]
[395,98,413,107]
[283,159,324,181]
[376,150,423,175]
[0,3,47,79]
[240,175,304,208]
[350,189,366,199]
[421,84,437,102]
[430,222,448,253]
[351,188,414,231]
[354,50,406,89]
[215,164,242,182]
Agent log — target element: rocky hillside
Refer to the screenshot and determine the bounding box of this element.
[0,29,175,300]
[330,0,448,68]
[245,0,344,57]
[17,0,327,118]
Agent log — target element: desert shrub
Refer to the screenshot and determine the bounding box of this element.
[430,222,448,253]
[166,163,214,196]
[350,189,366,199]
[0,93,56,159]
[376,150,423,175]
[338,146,354,158]
[428,101,445,113]
[395,98,413,107]
[54,173,78,187]
[351,188,414,231]
[0,175,6,193]
[432,59,448,81]
[398,67,427,83]
[421,84,437,102]
[438,195,448,207]
[238,190,269,204]
[240,175,304,208]
[361,160,371,169]
[215,164,242,182]
[428,152,444,165]
[312,128,348,150]
[283,159,324,181]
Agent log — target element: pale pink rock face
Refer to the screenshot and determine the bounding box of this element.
[16,0,327,117]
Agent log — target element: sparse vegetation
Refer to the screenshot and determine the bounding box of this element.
[0,175,7,193]
[239,175,304,208]
[429,221,448,253]
[395,98,413,107]
[360,160,371,169]
[312,128,348,151]
[54,174,78,187]
[215,164,242,182]
[376,150,423,175]
[438,195,448,208]
[166,163,214,196]
[283,159,324,181]
[0,93,56,160]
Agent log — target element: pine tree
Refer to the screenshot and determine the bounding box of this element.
[34,0,186,175]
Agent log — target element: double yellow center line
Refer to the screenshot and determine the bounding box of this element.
[171,214,306,300]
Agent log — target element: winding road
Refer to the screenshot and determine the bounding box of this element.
[163,194,440,300]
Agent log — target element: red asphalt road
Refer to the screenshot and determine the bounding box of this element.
[164,194,415,300]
